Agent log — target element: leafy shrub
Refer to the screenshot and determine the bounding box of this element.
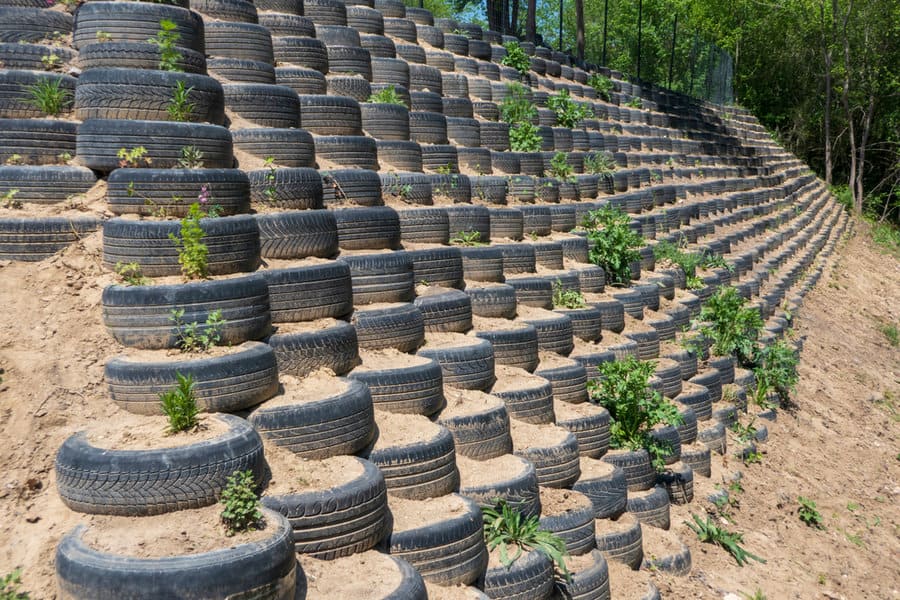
[114,261,150,286]
[0,569,29,600]
[582,206,643,286]
[178,145,204,169]
[367,84,407,107]
[167,80,194,121]
[685,513,766,566]
[499,83,541,152]
[501,41,530,76]
[170,308,224,352]
[23,78,72,116]
[547,88,591,128]
[625,97,642,109]
[2,189,21,209]
[698,286,763,364]
[552,280,586,309]
[159,372,199,433]
[220,469,262,536]
[148,19,182,72]
[117,146,151,168]
[168,202,208,279]
[587,74,613,101]
[797,496,824,529]
[482,499,569,579]
[588,356,683,470]
[752,339,798,407]
[548,151,574,182]
[450,230,485,246]
[583,151,616,176]
[509,121,542,152]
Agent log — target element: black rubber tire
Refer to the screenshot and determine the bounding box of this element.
[459,246,504,283]
[535,361,588,404]
[556,306,603,343]
[303,0,347,25]
[74,69,223,124]
[679,443,711,478]
[249,378,374,458]
[267,321,360,377]
[360,102,410,141]
[697,421,727,455]
[347,5,384,33]
[555,552,612,600]
[383,494,488,586]
[0,165,95,205]
[76,41,205,73]
[521,312,575,356]
[326,45,373,79]
[350,358,444,416]
[624,329,660,361]
[1,7,72,43]
[538,495,596,557]
[273,37,328,73]
[490,214,526,244]
[56,413,264,516]
[690,368,722,404]
[414,289,473,333]
[506,277,553,310]
[445,204,491,241]
[409,111,448,144]
[55,508,296,599]
[320,168,382,206]
[482,548,554,600]
[437,402,512,461]
[352,303,425,352]
[106,168,250,217]
[675,384,712,421]
[464,284,517,319]
[299,95,361,135]
[476,325,540,373]
[408,246,464,288]
[675,406,698,446]
[514,431,581,489]
[376,140,423,173]
[248,166,323,209]
[313,135,378,170]
[256,210,338,260]
[223,83,299,128]
[261,262,352,323]
[72,3,202,52]
[105,341,278,415]
[192,0,258,22]
[333,206,401,251]
[572,461,628,519]
[0,70,75,119]
[342,252,415,304]
[642,534,691,576]
[207,57,276,83]
[258,13,315,37]
[364,423,458,500]
[274,66,326,95]
[557,406,611,459]
[657,462,694,505]
[0,42,76,71]
[101,215,260,278]
[595,515,643,570]
[101,275,271,350]
[626,486,671,530]
[262,456,389,559]
[602,449,656,492]
[0,216,98,261]
[360,33,396,59]
[417,336,495,391]
[0,118,76,166]
[77,119,232,172]
[592,299,624,333]
[371,57,410,87]
[399,208,450,245]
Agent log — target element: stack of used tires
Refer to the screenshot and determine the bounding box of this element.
[0,1,100,259]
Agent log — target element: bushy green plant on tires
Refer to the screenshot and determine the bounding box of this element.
[697,286,763,365]
[220,469,262,536]
[159,372,199,434]
[500,41,530,76]
[588,356,683,470]
[168,202,208,279]
[587,73,613,101]
[499,83,542,153]
[23,78,72,116]
[752,339,799,407]
[170,308,225,352]
[367,84,407,107]
[548,151,574,182]
[482,499,569,579]
[685,513,765,567]
[148,19,183,72]
[547,88,592,128]
[582,206,644,286]
[1,569,29,600]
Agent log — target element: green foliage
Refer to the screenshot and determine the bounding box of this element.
[752,340,799,407]
[582,206,643,286]
[653,239,702,277]
[552,280,586,309]
[499,83,537,125]
[167,80,194,122]
[730,419,757,444]
[582,151,616,176]
[685,513,766,567]
[587,74,613,101]
[546,88,591,128]
[2,189,21,209]
[117,146,151,168]
[509,121,542,153]
[686,275,705,290]
[548,151,574,182]
[95,30,112,42]
[114,261,150,286]
[367,84,407,107]
[23,77,72,116]
[0,569,29,600]
[871,222,900,258]
[797,496,825,529]
[159,372,199,434]
[698,286,763,364]
[178,145,204,169]
[588,356,683,470]
[501,41,531,76]
[878,322,899,347]
[170,308,225,353]
[481,499,569,579]
[625,97,642,109]
[450,230,486,246]
[262,156,277,202]
[435,162,455,175]
[148,19,182,72]
[220,470,262,536]
[168,202,208,279]
[40,53,63,71]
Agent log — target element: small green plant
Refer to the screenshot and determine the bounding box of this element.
[95,30,113,42]
[0,569,29,600]
[583,151,616,176]
[742,448,763,465]
[685,514,766,566]
[40,53,63,71]
[159,372,199,434]
[178,145,204,169]
[367,84,407,107]
[509,120,542,153]
[57,151,72,163]
[752,340,799,407]
[167,80,194,122]
[23,77,72,116]
[588,356,683,470]
[625,97,642,109]
[797,496,825,529]
[170,308,225,352]
[115,261,150,286]
[744,590,767,600]
[501,41,530,76]
[220,469,262,536]
[482,499,569,579]
[2,189,21,209]
[730,419,757,444]
[587,73,613,101]
[148,19,183,72]
[582,206,643,286]
[878,322,899,347]
[548,151,573,182]
[547,88,591,128]
[698,286,763,365]
[262,156,278,202]
[686,275,704,290]
[450,230,486,246]
[168,202,208,279]
[435,162,455,175]
[117,146,151,168]
[552,279,586,309]
[5,154,23,166]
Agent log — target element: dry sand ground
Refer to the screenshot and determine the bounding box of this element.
[0,220,897,598]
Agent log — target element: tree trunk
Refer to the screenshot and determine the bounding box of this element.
[487,0,502,33]
[575,0,584,62]
[511,0,520,37]
[822,0,835,186]
[839,0,860,213]
[856,92,875,206]
[526,0,536,43]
